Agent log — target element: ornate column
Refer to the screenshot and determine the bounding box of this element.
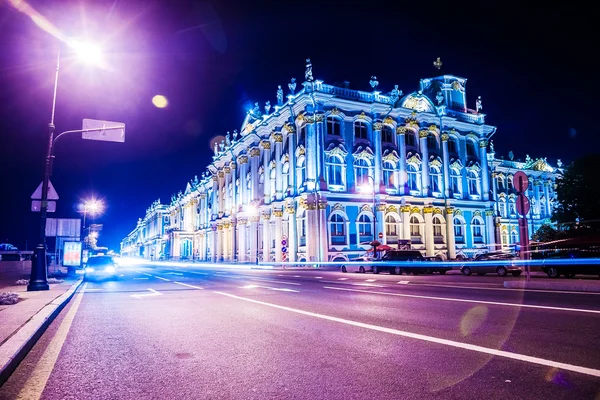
[419,130,430,196]
[237,218,247,262]
[285,123,297,196]
[373,121,383,193]
[249,215,259,263]
[211,175,218,219]
[304,114,317,191]
[230,162,238,213]
[238,155,248,206]
[485,209,496,251]
[273,207,283,262]
[250,147,260,202]
[286,202,297,262]
[480,140,490,200]
[222,222,230,261]
[198,232,205,261]
[305,196,318,261]
[224,166,231,216]
[441,133,450,198]
[218,169,225,216]
[423,206,434,257]
[262,211,271,262]
[544,180,551,217]
[272,132,284,200]
[261,140,271,204]
[317,196,328,262]
[231,219,237,261]
[401,205,411,240]
[396,128,408,195]
[376,203,386,243]
[445,207,456,259]
[533,178,541,216]
[210,225,217,262]
[491,172,498,214]
[315,113,326,182]
[216,223,223,261]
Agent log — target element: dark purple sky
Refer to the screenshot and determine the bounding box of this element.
[0,0,594,251]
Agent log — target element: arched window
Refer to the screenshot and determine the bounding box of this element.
[450,168,461,196]
[385,214,399,243]
[327,117,341,136]
[282,162,290,195]
[427,134,437,152]
[468,170,479,196]
[299,126,307,143]
[429,166,441,194]
[466,140,476,157]
[326,155,344,187]
[269,168,276,199]
[472,218,483,243]
[357,214,372,240]
[410,216,422,243]
[297,157,306,191]
[447,137,457,154]
[510,229,518,244]
[354,121,368,140]
[354,158,371,186]
[407,164,419,192]
[298,210,307,247]
[329,214,346,245]
[501,227,508,246]
[507,175,514,190]
[433,215,444,243]
[454,217,465,243]
[405,132,416,147]
[246,172,252,191]
[382,126,394,143]
[509,199,516,216]
[383,161,395,190]
[497,176,505,190]
[499,198,507,218]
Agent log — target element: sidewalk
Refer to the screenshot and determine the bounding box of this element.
[0,266,83,385]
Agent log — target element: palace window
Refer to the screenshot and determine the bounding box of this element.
[447,138,457,154]
[297,157,306,191]
[472,218,483,243]
[466,141,476,157]
[282,163,290,195]
[385,214,399,238]
[468,170,480,196]
[407,164,419,192]
[509,199,516,216]
[382,126,394,143]
[299,126,307,143]
[507,175,514,190]
[405,132,416,147]
[298,210,307,247]
[450,168,461,196]
[383,161,395,190]
[410,216,422,243]
[427,135,437,152]
[454,217,465,243]
[327,117,341,136]
[354,121,368,140]
[429,166,441,194]
[269,168,276,199]
[433,215,444,243]
[354,158,371,186]
[497,176,505,190]
[329,214,346,245]
[326,155,344,188]
[357,214,372,238]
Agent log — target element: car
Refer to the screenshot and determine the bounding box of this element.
[368,250,451,275]
[539,249,600,278]
[84,255,119,280]
[340,256,373,273]
[460,251,522,277]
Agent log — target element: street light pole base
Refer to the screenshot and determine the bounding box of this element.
[27,244,50,291]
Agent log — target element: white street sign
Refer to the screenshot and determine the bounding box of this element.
[31,200,56,212]
[31,180,59,200]
[82,119,125,143]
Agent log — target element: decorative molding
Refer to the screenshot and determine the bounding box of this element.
[325,143,349,158]
[283,123,296,134]
[352,146,375,160]
[250,147,260,157]
[237,155,249,164]
[261,212,271,220]
[273,208,284,218]
[271,133,283,143]
[429,158,442,168]
[330,107,341,115]
[400,205,411,213]
[382,150,400,163]
[466,132,478,141]
[237,217,248,225]
[317,201,328,210]
[315,113,325,122]
[485,209,495,216]
[332,203,344,211]
[230,162,237,169]
[473,210,482,217]
[454,209,463,216]
[418,129,429,138]
[373,122,383,131]
[396,126,408,135]
[406,153,422,166]
[356,111,368,120]
[410,206,420,214]
[445,207,454,214]
[441,133,449,142]
[223,167,231,174]
[212,174,218,181]
[261,140,271,150]
[423,206,434,214]
[383,116,395,125]
[385,205,397,213]
[376,204,386,212]
[296,145,306,156]
[249,216,260,223]
[433,208,443,215]
[217,170,225,178]
[360,204,373,213]
[479,140,488,148]
[286,203,296,214]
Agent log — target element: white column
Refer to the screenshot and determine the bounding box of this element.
[249,217,259,263]
[238,219,247,262]
[424,206,434,257]
[287,203,297,262]
[397,129,407,195]
[286,124,297,195]
[274,208,283,262]
[446,207,456,259]
[306,195,318,262]
[223,223,230,261]
[480,140,490,200]
[318,197,328,262]
[441,133,450,198]
[211,175,218,219]
[373,122,383,193]
[419,130,430,196]
[210,226,217,262]
[273,133,284,200]
[238,156,248,206]
[544,180,551,216]
[401,206,410,240]
[231,163,238,213]
[305,116,317,191]
[491,172,498,214]
[218,169,225,216]
[376,203,385,244]
[261,140,271,204]
[485,209,496,252]
[224,167,231,215]
[262,212,271,262]
[250,147,260,203]
[216,224,223,261]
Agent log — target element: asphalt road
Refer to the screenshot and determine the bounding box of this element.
[1,262,599,399]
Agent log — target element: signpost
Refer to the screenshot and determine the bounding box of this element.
[513,171,531,280]
[281,235,288,262]
[82,119,126,142]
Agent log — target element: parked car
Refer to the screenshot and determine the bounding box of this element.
[539,249,600,278]
[370,250,451,275]
[84,255,119,281]
[340,256,373,273]
[460,251,522,277]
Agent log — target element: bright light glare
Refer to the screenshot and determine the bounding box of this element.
[83,198,104,216]
[68,38,103,66]
[359,184,374,194]
[105,266,116,273]
[152,95,168,108]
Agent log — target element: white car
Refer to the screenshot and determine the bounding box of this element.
[341,256,374,273]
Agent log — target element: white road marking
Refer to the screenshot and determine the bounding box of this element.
[133,278,149,280]
[269,288,300,292]
[365,279,376,282]
[293,275,301,278]
[189,271,209,275]
[323,286,600,315]
[338,278,348,281]
[16,283,88,399]
[398,281,410,284]
[351,283,385,287]
[167,272,184,276]
[408,282,600,295]
[213,290,600,378]
[131,288,162,299]
[85,288,103,290]
[154,276,171,281]
[142,272,153,277]
[173,281,203,290]
[238,284,299,293]
[315,277,323,279]
[249,277,301,285]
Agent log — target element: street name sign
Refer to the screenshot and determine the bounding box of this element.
[82,119,126,143]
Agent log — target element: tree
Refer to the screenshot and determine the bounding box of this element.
[531,224,562,242]
[553,154,600,234]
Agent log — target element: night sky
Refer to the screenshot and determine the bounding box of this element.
[0,0,594,252]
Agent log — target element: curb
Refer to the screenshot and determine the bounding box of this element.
[504,280,600,293]
[0,279,84,386]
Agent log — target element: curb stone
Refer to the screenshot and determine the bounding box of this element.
[0,279,84,386]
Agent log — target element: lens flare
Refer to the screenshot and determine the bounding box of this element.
[152,95,168,108]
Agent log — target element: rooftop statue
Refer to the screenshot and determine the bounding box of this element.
[369,76,379,89]
[436,91,444,106]
[433,57,442,70]
[233,129,239,140]
[265,101,271,115]
[476,96,483,113]
[288,78,297,95]
[390,85,402,102]
[305,58,314,82]
[277,85,283,105]
[225,131,231,146]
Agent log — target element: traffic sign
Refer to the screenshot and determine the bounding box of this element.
[82,119,126,143]
[516,194,531,216]
[378,232,383,239]
[281,247,287,253]
[31,200,56,212]
[31,180,59,200]
[281,235,288,240]
[513,171,529,193]
[281,239,287,247]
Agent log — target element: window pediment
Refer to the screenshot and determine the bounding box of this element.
[406,152,422,165]
[353,146,375,160]
[382,149,400,163]
[325,143,349,158]
[466,161,481,173]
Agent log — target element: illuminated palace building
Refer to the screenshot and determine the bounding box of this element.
[121,61,562,262]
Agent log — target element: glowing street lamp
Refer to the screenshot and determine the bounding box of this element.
[81,198,104,232]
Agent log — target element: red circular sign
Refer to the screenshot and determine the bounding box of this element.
[513,171,529,192]
[516,194,531,216]
[378,232,383,239]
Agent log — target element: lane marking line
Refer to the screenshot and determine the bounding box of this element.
[131,288,163,299]
[323,286,600,315]
[398,281,410,284]
[406,282,600,295]
[133,278,149,280]
[365,279,376,282]
[293,275,301,278]
[167,272,184,276]
[173,281,204,290]
[238,284,299,293]
[213,290,600,378]
[142,273,153,277]
[249,277,301,286]
[16,283,88,400]
[315,277,323,279]
[154,276,171,281]
[338,278,348,281]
